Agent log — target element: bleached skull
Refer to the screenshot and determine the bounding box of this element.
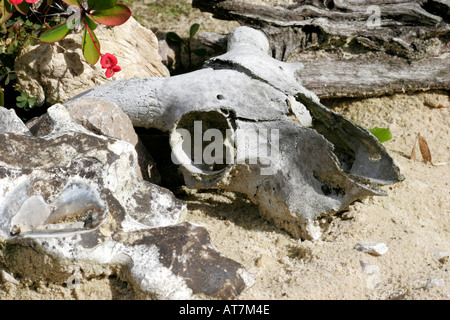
[69,26,403,240]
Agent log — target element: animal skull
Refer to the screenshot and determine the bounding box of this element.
[68,26,403,240]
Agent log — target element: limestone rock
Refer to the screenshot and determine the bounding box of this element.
[64,97,160,183]
[27,97,161,184]
[0,270,19,285]
[14,17,169,106]
[0,107,31,135]
[0,104,253,299]
[355,242,389,256]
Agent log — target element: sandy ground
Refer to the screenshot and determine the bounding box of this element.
[0,1,449,300]
[180,91,450,300]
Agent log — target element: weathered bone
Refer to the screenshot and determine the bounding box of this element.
[68,26,403,240]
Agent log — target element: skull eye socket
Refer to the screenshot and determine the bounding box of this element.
[170,110,235,174]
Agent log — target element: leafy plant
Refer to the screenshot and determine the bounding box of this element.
[39,0,132,65]
[0,66,16,85]
[0,0,132,112]
[166,23,207,71]
[16,91,36,110]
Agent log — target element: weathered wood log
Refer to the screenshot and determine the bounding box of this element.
[193,0,450,98]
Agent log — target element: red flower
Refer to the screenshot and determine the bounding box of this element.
[100,53,121,78]
[8,0,39,4]
[101,53,118,69]
[105,65,121,78]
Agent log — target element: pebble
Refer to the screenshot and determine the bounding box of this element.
[360,260,381,289]
[360,260,380,275]
[434,252,450,263]
[0,270,19,285]
[424,279,444,290]
[355,242,388,256]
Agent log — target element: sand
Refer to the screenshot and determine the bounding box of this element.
[1,1,449,300]
[180,91,450,300]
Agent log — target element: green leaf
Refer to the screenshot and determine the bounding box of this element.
[39,23,71,43]
[369,127,392,143]
[166,32,184,44]
[82,27,100,64]
[16,92,27,102]
[17,100,27,108]
[0,0,14,25]
[15,1,30,15]
[189,23,200,40]
[28,97,37,107]
[84,14,97,31]
[193,48,207,57]
[183,45,189,54]
[91,4,131,26]
[88,0,117,11]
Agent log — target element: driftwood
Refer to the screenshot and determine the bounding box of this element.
[193,0,450,98]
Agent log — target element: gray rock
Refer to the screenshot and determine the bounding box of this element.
[0,107,31,135]
[64,97,161,184]
[198,31,228,52]
[68,26,403,240]
[0,105,252,299]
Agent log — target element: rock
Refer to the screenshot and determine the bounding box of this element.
[14,17,169,106]
[360,260,381,290]
[0,107,31,135]
[434,252,450,263]
[27,97,161,184]
[157,33,181,72]
[0,104,253,299]
[65,97,139,146]
[68,26,403,240]
[359,260,380,275]
[0,270,19,285]
[25,114,53,136]
[64,97,160,183]
[424,279,444,290]
[198,32,228,52]
[355,242,389,256]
